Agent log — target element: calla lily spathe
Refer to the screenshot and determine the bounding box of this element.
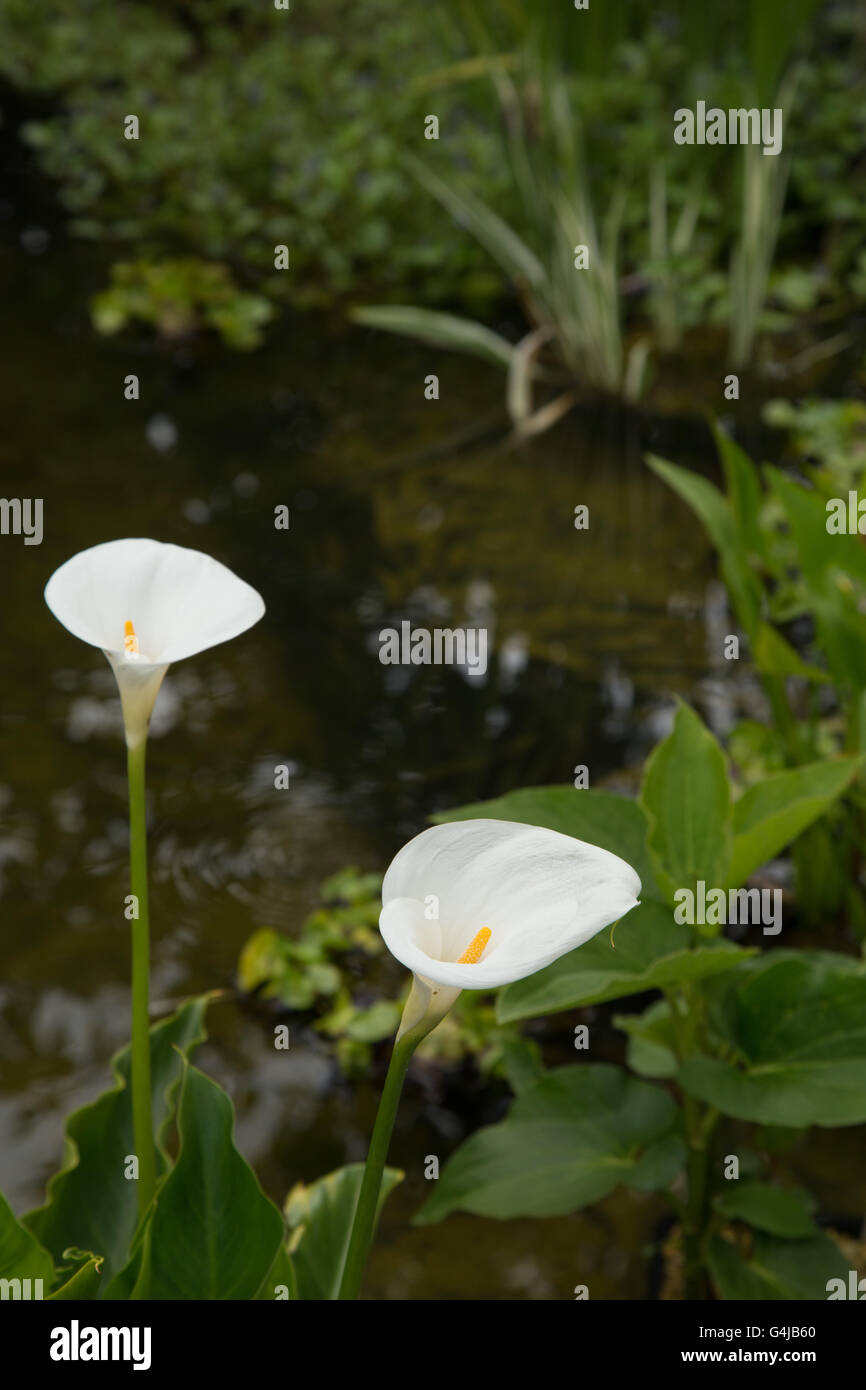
[380,818,641,1000]
[339,817,642,1294]
[44,538,265,745]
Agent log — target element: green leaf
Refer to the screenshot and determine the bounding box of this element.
[284,1164,403,1300]
[406,153,548,293]
[133,1062,285,1299]
[646,454,762,637]
[415,1064,685,1224]
[747,0,823,109]
[752,622,829,683]
[349,305,514,369]
[712,421,765,562]
[766,467,866,689]
[729,756,862,884]
[497,899,754,1023]
[640,702,733,902]
[47,1253,104,1300]
[708,1231,847,1301]
[255,1243,297,1301]
[25,996,209,1290]
[0,1188,55,1288]
[767,466,866,587]
[679,952,866,1125]
[433,785,660,902]
[495,1032,546,1094]
[713,1181,817,1238]
[506,325,551,424]
[615,1000,678,1079]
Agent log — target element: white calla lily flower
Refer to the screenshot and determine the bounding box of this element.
[44,538,265,746]
[339,816,642,1295]
[381,818,641,1014]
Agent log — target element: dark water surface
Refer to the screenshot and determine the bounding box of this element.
[6,181,857,1298]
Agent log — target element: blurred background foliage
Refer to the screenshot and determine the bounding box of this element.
[0,0,863,379]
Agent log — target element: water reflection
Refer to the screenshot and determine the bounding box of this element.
[0,217,754,1296]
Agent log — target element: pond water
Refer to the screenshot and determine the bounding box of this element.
[2,159,862,1299]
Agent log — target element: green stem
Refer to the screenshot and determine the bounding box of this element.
[127,738,156,1216]
[666,984,715,1299]
[338,1026,422,1300]
[683,1123,710,1300]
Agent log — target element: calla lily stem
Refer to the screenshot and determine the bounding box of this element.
[338,1021,426,1300]
[127,738,156,1215]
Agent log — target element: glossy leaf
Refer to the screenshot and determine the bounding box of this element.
[0,1188,54,1287]
[640,702,732,904]
[132,1062,285,1300]
[729,756,861,884]
[752,622,828,683]
[25,996,209,1290]
[646,454,762,637]
[415,1064,685,1224]
[708,1230,847,1300]
[48,1253,104,1300]
[350,305,515,370]
[679,952,866,1125]
[497,899,753,1023]
[255,1243,297,1301]
[284,1163,403,1301]
[406,153,548,293]
[615,1000,677,1079]
[713,1181,817,1238]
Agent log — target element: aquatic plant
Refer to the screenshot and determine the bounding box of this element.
[338,818,640,1298]
[410,705,864,1300]
[44,538,265,1213]
[649,423,866,933]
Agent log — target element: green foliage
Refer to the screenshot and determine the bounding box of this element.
[0,1189,55,1287]
[127,1062,285,1299]
[0,0,502,335]
[284,1164,402,1300]
[92,259,275,349]
[764,398,866,492]
[713,1181,817,1238]
[679,951,866,1126]
[729,758,861,884]
[641,702,732,904]
[615,1000,678,1079]
[649,422,866,930]
[1,992,408,1301]
[24,995,209,1290]
[350,305,516,369]
[238,868,384,1012]
[496,899,753,1023]
[237,867,525,1076]
[0,0,854,369]
[416,1064,685,1224]
[708,1231,848,1300]
[428,699,862,1298]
